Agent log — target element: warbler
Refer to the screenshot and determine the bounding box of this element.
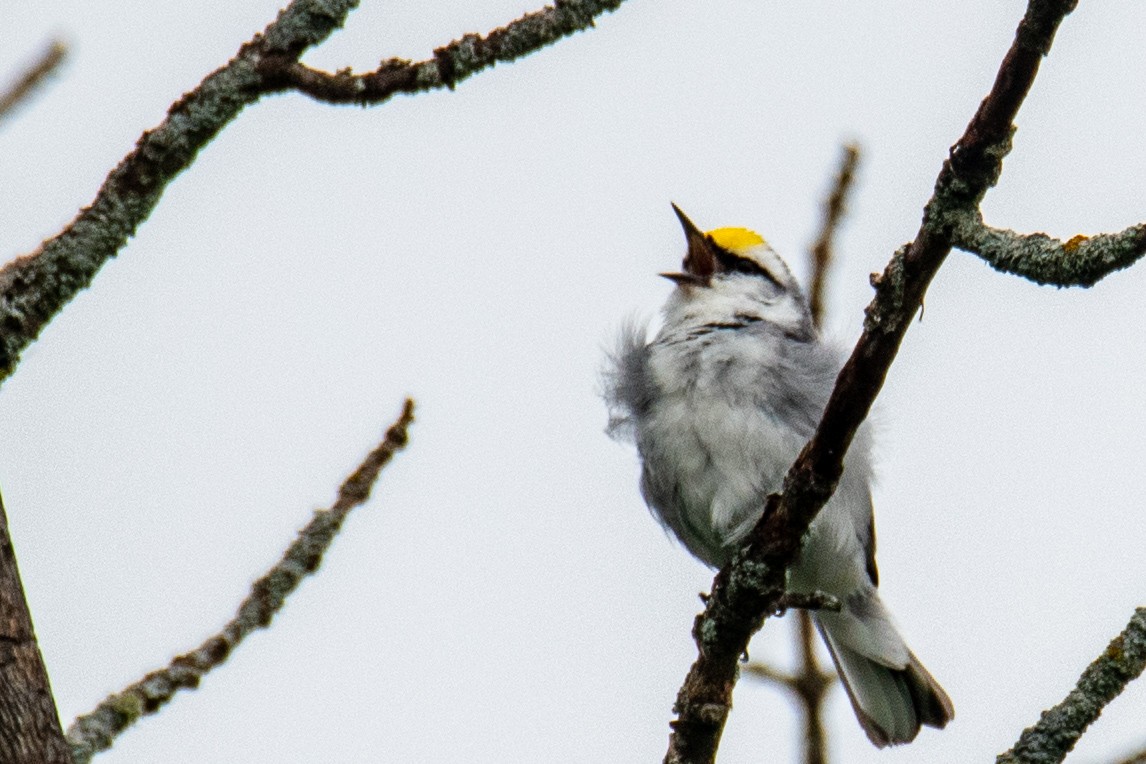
[603,204,952,747]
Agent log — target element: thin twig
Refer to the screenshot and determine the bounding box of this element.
[744,612,837,764]
[743,662,797,688]
[1111,743,1146,764]
[663,3,1079,762]
[793,146,858,764]
[997,608,1146,764]
[807,143,860,326]
[64,400,416,763]
[0,0,629,391]
[0,39,68,124]
[793,612,833,764]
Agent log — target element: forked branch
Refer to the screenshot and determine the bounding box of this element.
[0,0,628,391]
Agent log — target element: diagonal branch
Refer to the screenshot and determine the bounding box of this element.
[663,2,1079,762]
[950,209,1146,287]
[259,0,625,105]
[0,39,68,124]
[807,142,861,326]
[1111,742,1146,764]
[742,143,859,764]
[0,0,629,392]
[64,399,416,764]
[753,142,861,764]
[997,607,1146,764]
[0,0,362,389]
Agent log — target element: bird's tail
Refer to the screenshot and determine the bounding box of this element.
[814,602,953,747]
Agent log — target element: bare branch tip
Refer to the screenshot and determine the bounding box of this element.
[0,38,71,122]
[807,141,863,325]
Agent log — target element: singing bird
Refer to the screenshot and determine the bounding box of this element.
[603,205,952,746]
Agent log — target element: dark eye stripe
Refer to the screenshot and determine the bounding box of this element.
[712,247,784,288]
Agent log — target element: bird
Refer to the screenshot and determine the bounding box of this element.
[602,203,953,747]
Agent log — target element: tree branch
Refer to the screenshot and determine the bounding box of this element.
[807,143,860,326]
[792,612,834,764]
[64,399,416,763]
[997,607,1146,764]
[663,2,1078,762]
[950,209,1146,287]
[0,493,71,764]
[0,0,629,392]
[0,0,360,390]
[260,0,625,105]
[1111,742,1146,764]
[743,662,796,688]
[0,39,68,124]
[743,143,858,764]
[770,141,862,764]
[744,612,837,764]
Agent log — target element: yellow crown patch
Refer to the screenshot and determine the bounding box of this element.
[706,227,767,254]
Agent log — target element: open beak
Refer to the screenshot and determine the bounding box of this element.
[660,203,716,285]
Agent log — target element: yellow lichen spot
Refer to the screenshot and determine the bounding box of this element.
[707,227,767,254]
[1064,234,1089,253]
[110,691,145,720]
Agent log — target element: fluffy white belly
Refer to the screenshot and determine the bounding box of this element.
[644,394,804,550]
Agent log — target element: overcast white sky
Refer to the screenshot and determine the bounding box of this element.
[2,1,1145,762]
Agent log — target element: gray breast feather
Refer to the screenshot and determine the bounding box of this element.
[603,319,873,568]
[605,319,843,439]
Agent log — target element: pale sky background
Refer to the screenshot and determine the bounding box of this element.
[2,1,1145,762]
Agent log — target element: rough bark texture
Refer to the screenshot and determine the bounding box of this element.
[664,1,1080,761]
[0,0,631,758]
[0,0,629,393]
[996,608,1146,764]
[951,211,1146,287]
[259,0,626,104]
[0,494,71,763]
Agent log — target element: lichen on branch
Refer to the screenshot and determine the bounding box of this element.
[997,608,1146,764]
[65,400,415,763]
